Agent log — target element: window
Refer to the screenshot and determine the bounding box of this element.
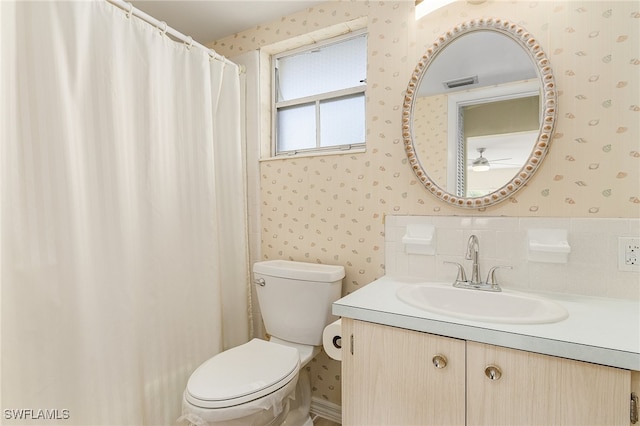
[273,31,367,156]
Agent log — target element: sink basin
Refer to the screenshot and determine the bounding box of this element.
[396,283,569,324]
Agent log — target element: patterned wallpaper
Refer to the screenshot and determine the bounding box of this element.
[414,95,448,185]
[212,0,639,408]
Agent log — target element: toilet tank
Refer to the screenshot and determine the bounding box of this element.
[253,260,345,346]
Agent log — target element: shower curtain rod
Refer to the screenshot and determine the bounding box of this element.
[105,0,238,69]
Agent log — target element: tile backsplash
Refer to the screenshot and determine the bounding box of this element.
[386,215,640,300]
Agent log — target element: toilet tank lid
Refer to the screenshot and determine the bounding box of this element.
[254,260,345,282]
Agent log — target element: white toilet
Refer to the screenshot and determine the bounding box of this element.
[180,260,345,426]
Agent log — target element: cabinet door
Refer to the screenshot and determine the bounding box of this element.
[342,318,465,426]
[466,341,631,425]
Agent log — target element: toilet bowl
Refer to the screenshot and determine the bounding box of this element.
[179,260,345,426]
[180,339,300,426]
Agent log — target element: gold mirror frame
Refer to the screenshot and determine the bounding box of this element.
[402,18,557,209]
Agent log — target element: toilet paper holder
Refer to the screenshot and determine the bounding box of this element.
[322,318,343,360]
[332,335,341,349]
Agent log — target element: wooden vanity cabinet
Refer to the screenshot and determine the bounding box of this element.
[341,317,465,425]
[466,341,630,425]
[342,318,635,426]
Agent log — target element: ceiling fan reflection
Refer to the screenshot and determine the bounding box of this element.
[469,147,516,171]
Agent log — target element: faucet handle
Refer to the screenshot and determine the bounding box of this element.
[443,261,467,283]
[485,266,512,289]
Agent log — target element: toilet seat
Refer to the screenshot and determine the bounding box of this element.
[185,338,300,409]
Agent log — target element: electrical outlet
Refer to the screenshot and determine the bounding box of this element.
[618,237,640,272]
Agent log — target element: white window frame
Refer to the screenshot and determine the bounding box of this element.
[271,30,367,157]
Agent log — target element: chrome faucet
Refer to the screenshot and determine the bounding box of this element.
[466,235,481,285]
[443,234,512,292]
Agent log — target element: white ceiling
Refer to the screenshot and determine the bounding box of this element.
[419,31,537,97]
[130,1,324,45]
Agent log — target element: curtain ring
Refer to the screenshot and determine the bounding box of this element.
[185,36,193,50]
[158,21,167,37]
[125,2,133,19]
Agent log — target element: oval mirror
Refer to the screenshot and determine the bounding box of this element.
[402,18,557,209]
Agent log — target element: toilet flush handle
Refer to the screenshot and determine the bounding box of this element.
[254,278,266,286]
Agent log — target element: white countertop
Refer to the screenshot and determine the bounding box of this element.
[333,276,640,371]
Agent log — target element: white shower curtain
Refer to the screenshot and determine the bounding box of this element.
[1,1,249,424]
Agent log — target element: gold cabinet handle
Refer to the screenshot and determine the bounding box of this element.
[485,365,502,380]
[432,354,448,369]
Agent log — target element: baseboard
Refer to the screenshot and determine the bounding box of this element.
[310,396,342,424]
